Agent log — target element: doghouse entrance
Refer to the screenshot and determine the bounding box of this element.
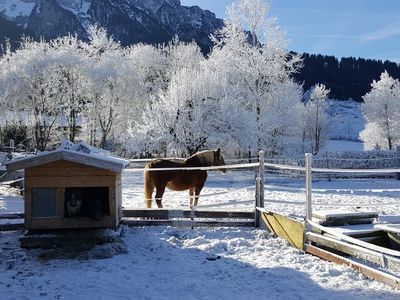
[64,187,110,219]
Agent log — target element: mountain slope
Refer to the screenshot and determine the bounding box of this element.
[0,0,223,51]
[28,0,87,40]
[0,15,31,52]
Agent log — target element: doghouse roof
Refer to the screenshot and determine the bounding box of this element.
[5,149,130,173]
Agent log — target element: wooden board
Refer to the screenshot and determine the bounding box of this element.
[30,216,116,230]
[121,219,254,228]
[313,210,378,221]
[321,224,382,238]
[375,224,400,234]
[306,244,400,290]
[26,160,115,177]
[259,210,304,249]
[307,232,400,273]
[317,218,376,227]
[123,209,254,219]
[25,176,116,188]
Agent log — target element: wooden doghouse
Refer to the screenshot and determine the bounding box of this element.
[6,149,129,231]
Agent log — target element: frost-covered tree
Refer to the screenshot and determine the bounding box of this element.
[0,26,169,152]
[301,83,330,154]
[130,0,303,157]
[128,39,216,156]
[83,27,170,151]
[83,27,129,149]
[263,79,303,154]
[209,0,302,154]
[132,62,223,155]
[111,44,167,154]
[360,71,400,150]
[164,38,204,78]
[49,35,88,142]
[0,38,62,150]
[84,27,135,148]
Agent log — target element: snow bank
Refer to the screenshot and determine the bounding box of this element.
[1,227,399,299]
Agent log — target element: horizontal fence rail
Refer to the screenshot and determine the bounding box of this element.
[123,209,254,219]
[129,162,259,172]
[122,208,255,228]
[265,163,400,174]
[0,177,24,186]
[129,157,259,163]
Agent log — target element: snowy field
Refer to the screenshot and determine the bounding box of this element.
[1,170,400,299]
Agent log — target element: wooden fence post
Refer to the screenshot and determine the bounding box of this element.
[255,177,261,227]
[9,139,15,152]
[305,153,313,231]
[396,146,400,180]
[326,151,331,182]
[258,150,265,208]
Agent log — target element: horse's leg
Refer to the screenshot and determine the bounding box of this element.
[155,185,166,208]
[193,184,204,207]
[193,172,207,207]
[144,171,154,208]
[189,188,195,207]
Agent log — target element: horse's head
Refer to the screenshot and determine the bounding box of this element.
[213,148,226,173]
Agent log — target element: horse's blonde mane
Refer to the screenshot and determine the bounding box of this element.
[191,150,215,166]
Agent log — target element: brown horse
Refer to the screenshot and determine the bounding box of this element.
[143,148,226,208]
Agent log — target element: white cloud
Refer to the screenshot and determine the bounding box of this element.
[362,21,400,41]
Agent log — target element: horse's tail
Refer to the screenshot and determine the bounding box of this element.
[143,162,154,208]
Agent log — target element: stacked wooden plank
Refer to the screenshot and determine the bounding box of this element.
[312,210,378,226]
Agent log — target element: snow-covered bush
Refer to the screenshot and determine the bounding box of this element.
[313,150,397,169]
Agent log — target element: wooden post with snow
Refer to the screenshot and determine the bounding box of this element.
[305,153,313,231]
[254,150,265,228]
[396,146,400,180]
[258,150,265,208]
[9,139,15,152]
[255,177,261,227]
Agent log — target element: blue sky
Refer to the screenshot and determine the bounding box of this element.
[181,0,400,62]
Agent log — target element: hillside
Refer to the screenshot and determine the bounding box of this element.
[295,53,400,101]
[0,15,31,52]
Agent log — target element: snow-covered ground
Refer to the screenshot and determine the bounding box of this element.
[323,140,364,152]
[1,170,400,299]
[327,100,364,142]
[322,100,365,152]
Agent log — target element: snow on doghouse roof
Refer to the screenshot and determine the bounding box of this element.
[6,141,130,173]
